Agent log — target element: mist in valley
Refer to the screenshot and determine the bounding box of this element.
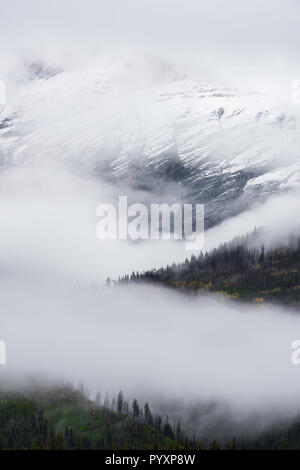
[0,159,299,440]
[1,0,300,442]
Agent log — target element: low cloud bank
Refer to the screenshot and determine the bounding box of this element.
[2,280,300,435]
[0,160,300,438]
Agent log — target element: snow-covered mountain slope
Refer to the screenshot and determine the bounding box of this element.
[1,57,299,227]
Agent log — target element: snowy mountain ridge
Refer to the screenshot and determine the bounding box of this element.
[1,57,299,226]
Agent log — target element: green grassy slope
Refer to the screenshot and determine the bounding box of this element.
[0,386,186,450]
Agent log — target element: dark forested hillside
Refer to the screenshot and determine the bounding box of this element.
[2,384,300,450]
[0,385,189,450]
[117,231,300,306]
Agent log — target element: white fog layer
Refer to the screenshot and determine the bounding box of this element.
[1,0,300,441]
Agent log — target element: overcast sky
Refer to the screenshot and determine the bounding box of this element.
[1,0,300,81]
